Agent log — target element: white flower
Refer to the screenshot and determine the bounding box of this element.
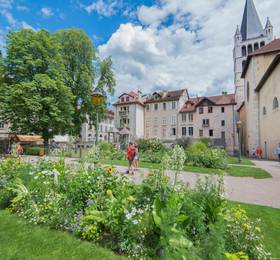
[132,220,138,225]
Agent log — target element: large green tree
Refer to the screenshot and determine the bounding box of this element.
[54,29,116,135]
[0,29,74,144]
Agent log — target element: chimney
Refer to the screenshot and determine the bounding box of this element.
[222,91,228,95]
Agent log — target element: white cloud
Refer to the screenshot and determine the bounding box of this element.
[16,5,30,12]
[41,7,54,17]
[21,21,35,30]
[0,0,16,26]
[83,0,124,17]
[99,0,280,96]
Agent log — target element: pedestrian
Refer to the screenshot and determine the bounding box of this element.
[133,144,139,170]
[17,143,23,156]
[256,146,263,160]
[126,142,135,174]
[275,143,280,162]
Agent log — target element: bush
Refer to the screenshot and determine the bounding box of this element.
[176,137,192,149]
[186,142,228,169]
[137,138,166,153]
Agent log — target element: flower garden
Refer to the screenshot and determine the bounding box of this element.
[0,145,273,259]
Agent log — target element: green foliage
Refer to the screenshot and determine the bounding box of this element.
[137,138,166,152]
[186,142,228,169]
[176,137,192,149]
[0,157,270,259]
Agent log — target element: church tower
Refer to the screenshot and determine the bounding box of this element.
[233,0,273,108]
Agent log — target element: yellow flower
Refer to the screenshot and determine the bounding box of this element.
[107,166,113,175]
[147,171,153,177]
[242,223,250,230]
[106,189,113,197]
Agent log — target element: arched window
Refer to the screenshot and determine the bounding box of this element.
[263,106,266,115]
[260,41,265,47]
[273,97,279,110]
[247,82,250,103]
[242,46,247,57]
[248,45,253,54]
[254,42,259,51]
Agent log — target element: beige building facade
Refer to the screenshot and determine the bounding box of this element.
[241,39,280,159]
[0,121,10,154]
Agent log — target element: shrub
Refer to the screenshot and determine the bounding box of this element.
[186,142,228,169]
[137,138,166,153]
[176,137,192,149]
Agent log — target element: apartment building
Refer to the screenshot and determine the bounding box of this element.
[144,89,188,141]
[113,91,145,141]
[179,94,236,153]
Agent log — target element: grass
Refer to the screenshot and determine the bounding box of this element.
[229,202,280,258]
[226,165,272,178]
[103,159,271,179]
[227,156,255,166]
[0,210,123,260]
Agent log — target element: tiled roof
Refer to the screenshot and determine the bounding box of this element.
[113,100,144,106]
[180,94,236,113]
[145,89,187,104]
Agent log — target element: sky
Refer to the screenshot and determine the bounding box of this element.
[1,0,280,97]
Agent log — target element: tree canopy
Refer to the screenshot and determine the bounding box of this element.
[0,28,115,144]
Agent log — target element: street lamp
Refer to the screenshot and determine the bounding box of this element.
[91,91,105,145]
[236,120,243,164]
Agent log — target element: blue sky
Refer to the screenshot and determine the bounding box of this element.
[1,0,280,96]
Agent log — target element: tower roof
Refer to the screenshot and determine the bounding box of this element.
[265,17,273,29]
[240,0,264,40]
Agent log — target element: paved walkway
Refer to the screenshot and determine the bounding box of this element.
[22,156,280,209]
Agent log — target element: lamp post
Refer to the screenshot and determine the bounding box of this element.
[236,120,243,164]
[91,91,104,145]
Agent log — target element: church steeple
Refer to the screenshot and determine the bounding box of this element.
[240,0,263,40]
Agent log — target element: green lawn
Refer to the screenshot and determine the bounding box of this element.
[229,202,280,258]
[0,210,123,260]
[103,159,271,179]
[227,156,255,166]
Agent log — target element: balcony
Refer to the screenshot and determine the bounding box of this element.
[202,123,210,127]
[118,110,129,117]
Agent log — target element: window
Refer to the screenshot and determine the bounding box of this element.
[208,107,213,113]
[209,129,213,137]
[248,44,252,54]
[154,103,158,111]
[260,41,265,47]
[0,122,4,129]
[153,128,158,137]
[146,104,150,111]
[182,113,187,122]
[199,107,204,114]
[121,97,124,102]
[182,127,187,136]
[172,128,176,136]
[221,120,225,126]
[146,118,150,126]
[171,116,176,125]
[254,42,259,51]
[188,127,194,137]
[202,119,210,126]
[126,96,129,102]
[188,113,193,122]
[163,102,167,110]
[247,82,250,102]
[221,107,225,113]
[263,106,266,115]
[199,130,203,137]
[242,60,246,71]
[273,97,279,110]
[162,117,167,125]
[241,46,246,57]
[172,101,177,110]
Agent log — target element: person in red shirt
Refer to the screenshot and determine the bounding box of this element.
[17,144,23,156]
[256,146,263,160]
[126,142,135,174]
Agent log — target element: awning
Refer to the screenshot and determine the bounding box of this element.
[14,135,44,143]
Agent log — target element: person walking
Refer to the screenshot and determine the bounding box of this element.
[256,146,263,160]
[17,144,23,156]
[276,143,280,162]
[133,144,139,170]
[126,142,135,174]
